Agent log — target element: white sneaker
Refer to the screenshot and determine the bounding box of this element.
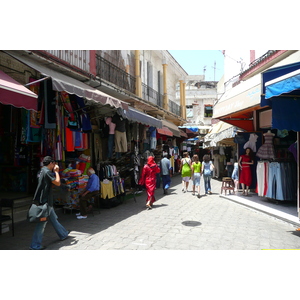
[76,213,81,216]
[77,215,87,219]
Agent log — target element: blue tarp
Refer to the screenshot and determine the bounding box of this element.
[266,73,300,99]
[184,127,198,132]
[272,97,300,131]
[261,62,300,131]
[261,61,300,106]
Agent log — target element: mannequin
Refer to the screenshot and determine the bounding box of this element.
[112,113,127,157]
[265,130,274,135]
[238,147,254,195]
[105,117,116,159]
[256,130,275,159]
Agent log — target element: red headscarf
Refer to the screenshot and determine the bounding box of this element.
[147,156,156,167]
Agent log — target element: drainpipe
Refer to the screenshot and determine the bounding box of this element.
[125,56,129,74]
[135,50,142,98]
[182,80,186,119]
[179,80,184,118]
[162,59,168,110]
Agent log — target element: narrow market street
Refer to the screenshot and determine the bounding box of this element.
[1,175,300,250]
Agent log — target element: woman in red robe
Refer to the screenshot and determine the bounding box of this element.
[238,147,254,195]
[139,156,160,209]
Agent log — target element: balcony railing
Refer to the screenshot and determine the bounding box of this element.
[142,83,163,107]
[96,55,181,117]
[96,55,136,94]
[169,99,181,116]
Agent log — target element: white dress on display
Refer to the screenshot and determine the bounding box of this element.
[243,133,258,152]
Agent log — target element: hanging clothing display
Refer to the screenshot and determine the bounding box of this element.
[256,161,269,197]
[257,161,297,201]
[148,126,157,150]
[288,142,297,162]
[243,133,258,152]
[256,132,275,159]
[112,113,127,153]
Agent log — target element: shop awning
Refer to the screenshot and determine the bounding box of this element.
[265,69,300,99]
[0,70,38,111]
[179,125,211,130]
[261,61,300,106]
[7,52,128,111]
[162,119,181,137]
[203,121,241,148]
[157,126,173,136]
[261,62,300,131]
[117,107,162,128]
[179,129,188,138]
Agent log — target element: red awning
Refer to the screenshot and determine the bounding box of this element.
[0,70,38,111]
[157,126,173,136]
[180,129,188,138]
[220,109,255,131]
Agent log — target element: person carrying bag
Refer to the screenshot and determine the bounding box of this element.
[29,156,69,250]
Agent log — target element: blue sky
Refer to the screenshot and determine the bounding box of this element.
[168,50,224,81]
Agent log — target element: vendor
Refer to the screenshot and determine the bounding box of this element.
[77,167,100,219]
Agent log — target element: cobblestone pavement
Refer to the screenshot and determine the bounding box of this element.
[1,175,300,250]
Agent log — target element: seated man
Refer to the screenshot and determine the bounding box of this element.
[76,168,100,219]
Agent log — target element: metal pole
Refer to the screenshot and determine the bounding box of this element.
[24,76,50,86]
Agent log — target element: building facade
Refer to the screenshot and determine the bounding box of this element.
[213,50,300,218]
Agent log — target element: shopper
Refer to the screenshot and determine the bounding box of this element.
[201,154,214,195]
[76,167,100,219]
[30,156,69,250]
[191,154,202,198]
[231,162,239,194]
[139,156,160,209]
[238,147,254,195]
[180,152,192,193]
[160,152,172,195]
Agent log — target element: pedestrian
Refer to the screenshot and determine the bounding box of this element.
[238,147,254,195]
[139,156,160,209]
[160,152,172,195]
[76,167,100,219]
[201,154,214,195]
[231,161,239,194]
[30,156,69,250]
[180,152,192,193]
[191,154,202,198]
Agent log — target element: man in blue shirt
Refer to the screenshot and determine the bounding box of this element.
[160,152,172,195]
[77,167,100,219]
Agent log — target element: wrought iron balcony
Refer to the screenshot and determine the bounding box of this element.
[96,55,136,94]
[96,55,181,117]
[169,99,181,116]
[142,82,163,107]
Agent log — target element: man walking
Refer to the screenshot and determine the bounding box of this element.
[160,152,172,195]
[30,156,69,250]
